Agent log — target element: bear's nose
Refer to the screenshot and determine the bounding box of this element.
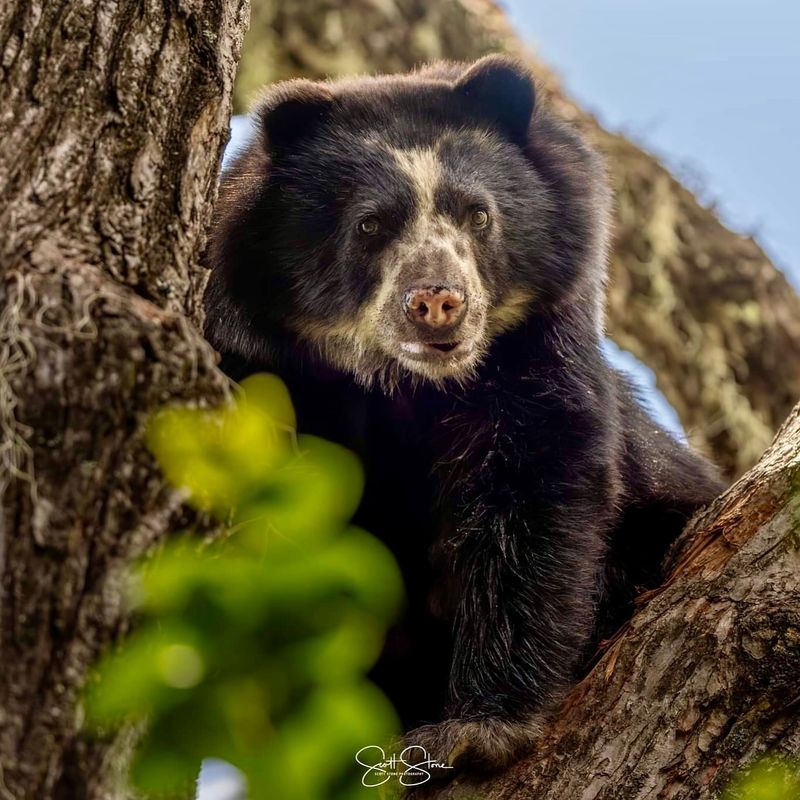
[403,286,466,330]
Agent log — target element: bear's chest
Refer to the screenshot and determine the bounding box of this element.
[283,374,443,556]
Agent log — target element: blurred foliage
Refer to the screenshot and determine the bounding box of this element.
[722,757,800,800]
[86,375,404,799]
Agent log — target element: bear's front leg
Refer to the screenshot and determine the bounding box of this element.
[415,387,619,777]
[407,503,611,776]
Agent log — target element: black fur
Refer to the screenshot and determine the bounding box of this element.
[203,56,725,773]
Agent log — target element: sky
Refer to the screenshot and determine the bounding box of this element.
[504,0,800,289]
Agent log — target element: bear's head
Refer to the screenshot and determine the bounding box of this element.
[204,56,611,387]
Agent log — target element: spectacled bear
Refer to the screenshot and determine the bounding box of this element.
[203,55,725,776]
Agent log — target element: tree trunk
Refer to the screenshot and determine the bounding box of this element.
[0,0,248,796]
[422,400,800,799]
[234,0,800,478]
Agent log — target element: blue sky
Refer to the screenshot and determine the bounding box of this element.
[504,0,800,289]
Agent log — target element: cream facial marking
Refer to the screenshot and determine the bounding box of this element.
[386,145,488,306]
[292,143,501,388]
[487,288,536,335]
[388,146,442,219]
[307,144,490,384]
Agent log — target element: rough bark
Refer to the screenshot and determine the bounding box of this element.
[234,0,800,478]
[0,0,248,797]
[420,401,800,799]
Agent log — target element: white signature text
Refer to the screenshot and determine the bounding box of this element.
[355,745,455,787]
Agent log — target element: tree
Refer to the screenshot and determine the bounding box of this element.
[233,0,800,478]
[0,0,247,796]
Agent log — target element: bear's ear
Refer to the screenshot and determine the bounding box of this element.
[257,80,335,155]
[454,55,536,146]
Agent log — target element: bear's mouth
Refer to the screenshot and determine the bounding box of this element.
[429,342,459,353]
[399,340,471,361]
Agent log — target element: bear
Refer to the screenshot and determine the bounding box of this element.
[203,55,725,775]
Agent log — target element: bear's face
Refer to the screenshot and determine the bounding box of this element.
[269,127,549,384]
[207,57,610,387]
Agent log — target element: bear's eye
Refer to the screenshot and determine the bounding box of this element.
[358,216,381,236]
[470,208,490,229]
